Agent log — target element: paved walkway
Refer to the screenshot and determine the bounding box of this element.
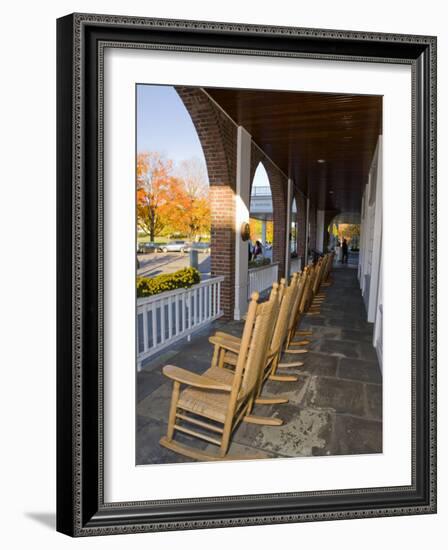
[137,252,211,278]
[136,264,382,464]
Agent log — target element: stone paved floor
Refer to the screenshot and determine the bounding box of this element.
[136,264,382,464]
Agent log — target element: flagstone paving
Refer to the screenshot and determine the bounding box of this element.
[136,264,382,464]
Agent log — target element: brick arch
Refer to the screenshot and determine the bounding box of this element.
[174,86,237,319]
[249,145,287,278]
[174,87,235,186]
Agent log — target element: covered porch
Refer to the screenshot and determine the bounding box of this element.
[136,86,383,463]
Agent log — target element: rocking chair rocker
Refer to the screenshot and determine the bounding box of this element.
[159,290,282,461]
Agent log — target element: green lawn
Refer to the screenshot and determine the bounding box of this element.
[137,234,168,244]
[137,233,211,244]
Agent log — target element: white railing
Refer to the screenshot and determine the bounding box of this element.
[137,276,224,370]
[248,262,279,299]
[251,186,272,196]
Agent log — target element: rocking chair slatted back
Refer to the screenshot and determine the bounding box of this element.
[269,274,298,358]
[312,257,325,295]
[281,267,310,349]
[236,286,280,402]
[322,251,334,282]
[301,264,316,312]
[298,267,311,314]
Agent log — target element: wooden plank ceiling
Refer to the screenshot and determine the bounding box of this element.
[204,87,382,213]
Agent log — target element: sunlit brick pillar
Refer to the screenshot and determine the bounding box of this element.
[210,185,236,317]
[269,171,287,279]
[175,87,237,319]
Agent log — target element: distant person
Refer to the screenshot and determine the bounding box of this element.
[253,240,263,259]
[342,238,349,264]
[248,241,253,263]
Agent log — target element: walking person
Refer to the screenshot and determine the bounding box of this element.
[253,240,263,260]
[342,238,349,264]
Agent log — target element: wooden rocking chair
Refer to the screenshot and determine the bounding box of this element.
[207,280,296,398]
[209,271,307,389]
[280,266,317,354]
[301,253,330,315]
[159,290,282,461]
[307,252,334,313]
[319,251,335,288]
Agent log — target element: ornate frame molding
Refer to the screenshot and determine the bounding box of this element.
[57,13,437,536]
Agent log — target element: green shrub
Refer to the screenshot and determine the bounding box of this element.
[137,267,201,298]
[248,257,271,269]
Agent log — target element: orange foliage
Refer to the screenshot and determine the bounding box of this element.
[137,152,178,240]
[249,218,273,243]
[137,152,211,241]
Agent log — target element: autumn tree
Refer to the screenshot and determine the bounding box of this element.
[174,158,211,240]
[338,223,360,242]
[137,152,184,241]
[137,153,211,242]
[249,218,273,243]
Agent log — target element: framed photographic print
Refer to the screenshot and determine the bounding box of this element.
[56,13,437,536]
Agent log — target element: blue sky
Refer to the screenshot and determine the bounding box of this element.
[136,84,267,189]
[137,84,206,169]
[252,163,270,189]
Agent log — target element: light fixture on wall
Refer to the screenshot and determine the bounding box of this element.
[317,159,326,163]
[240,222,251,242]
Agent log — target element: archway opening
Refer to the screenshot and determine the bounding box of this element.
[249,162,273,265]
[328,212,361,265]
[136,84,212,281]
[290,198,298,256]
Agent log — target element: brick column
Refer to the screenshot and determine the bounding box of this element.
[210,185,235,317]
[270,169,287,279]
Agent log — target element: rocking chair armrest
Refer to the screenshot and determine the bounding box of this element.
[213,331,241,343]
[208,335,241,354]
[162,365,232,391]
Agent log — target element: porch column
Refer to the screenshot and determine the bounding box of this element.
[284,178,293,281]
[234,126,252,320]
[316,209,326,253]
[368,136,383,322]
[304,197,310,265]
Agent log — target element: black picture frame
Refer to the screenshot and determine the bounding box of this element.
[56,13,437,536]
